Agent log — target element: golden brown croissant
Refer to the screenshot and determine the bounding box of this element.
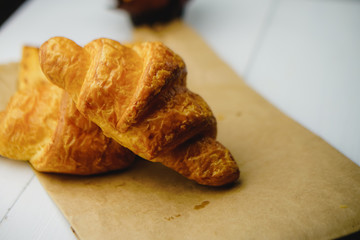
[0,46,135,175]
[40,37,239,186]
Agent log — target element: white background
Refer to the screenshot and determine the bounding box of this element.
[0,0,359,239]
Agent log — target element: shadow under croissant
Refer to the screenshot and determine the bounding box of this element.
[33,156,241,193]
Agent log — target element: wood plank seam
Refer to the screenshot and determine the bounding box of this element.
[0,173,35,225]
[243,0,279,80]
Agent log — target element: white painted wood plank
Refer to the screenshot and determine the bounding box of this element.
[185,0,273,76]
[246,0,360,164]
[0,176,76,240]
[0,157,34,221]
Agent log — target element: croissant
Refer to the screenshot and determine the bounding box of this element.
[0,46,135,175]
[40,37,240,186]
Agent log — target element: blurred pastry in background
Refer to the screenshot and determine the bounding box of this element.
[117,0,190,26]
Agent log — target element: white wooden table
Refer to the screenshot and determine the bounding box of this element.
[1,0,359,239]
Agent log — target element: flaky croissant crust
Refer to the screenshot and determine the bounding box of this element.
[40,37,239,186]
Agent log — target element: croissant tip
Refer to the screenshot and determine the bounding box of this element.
[201,168,240,187]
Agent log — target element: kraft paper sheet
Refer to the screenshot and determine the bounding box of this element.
[0,21,359,240]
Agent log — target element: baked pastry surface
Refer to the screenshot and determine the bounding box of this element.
[0,46,135,175]
[40,37,239,185]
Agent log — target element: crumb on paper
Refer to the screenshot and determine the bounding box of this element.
[194,200,210,210]
[164,214,181,221]
[340,205,348,209]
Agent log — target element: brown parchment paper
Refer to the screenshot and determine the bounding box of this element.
[1,21,359,240]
